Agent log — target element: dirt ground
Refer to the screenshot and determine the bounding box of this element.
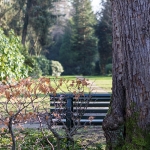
[74,126,106,149]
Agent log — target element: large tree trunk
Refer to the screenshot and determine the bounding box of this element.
[102,0,150,149]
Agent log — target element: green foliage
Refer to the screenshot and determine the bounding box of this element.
[25,55,52,78]
[34,55,51,76]
[26,57,64,77]
[28,58,43,78]
[95,0,112,75]
[115,113,150,150]
[0,129,103,149]
[0,28,28,80]
[70,0,98,75]
[59,22,78,75]
[27,0,55,55]
[50,0,99,75]
[105,63,112,74]
[0,0,55,56]
[50,60,64,76]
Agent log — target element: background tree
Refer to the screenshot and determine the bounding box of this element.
[27,0,55,55]
[71,0,98,75]
[0,0,55,55]
[95,0,112,75]
[102,0,150,149]
[46,0,72,61]
[58,21,77,75]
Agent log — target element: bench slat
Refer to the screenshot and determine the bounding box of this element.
[50,94,111,125]
[50,108,109,113]
[51,102,110,107]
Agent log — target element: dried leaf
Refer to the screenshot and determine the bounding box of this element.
[5,90,11,100]
[46,116,49,120]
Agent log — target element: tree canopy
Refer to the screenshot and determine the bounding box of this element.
[0,0,113,76]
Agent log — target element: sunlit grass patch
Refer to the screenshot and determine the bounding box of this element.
[85,76,112,93]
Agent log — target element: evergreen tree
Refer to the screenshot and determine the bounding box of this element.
[23,0,55,55]
[95,0,112,75]
[59,21,77,75]
[71,0,98,75]
[0,0,55,55]
[46,0,72,61]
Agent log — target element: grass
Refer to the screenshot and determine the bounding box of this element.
[48,76,90,93]
[84,76,112,93]
[0,128,104,150]
[48,75,112,93]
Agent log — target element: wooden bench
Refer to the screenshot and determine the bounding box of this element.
[50,94,111,126]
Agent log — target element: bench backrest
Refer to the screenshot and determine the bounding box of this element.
[50,93,111,125]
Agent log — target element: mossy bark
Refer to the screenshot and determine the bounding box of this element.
[102,0,150,149]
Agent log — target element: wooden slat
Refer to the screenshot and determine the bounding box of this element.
[50,102,110,107]
[50,97,111,102]
[74,109,108,113]
[52,119,104,125]
[80,116,105,119]
[50,94,111,125]
[50,108,109,113]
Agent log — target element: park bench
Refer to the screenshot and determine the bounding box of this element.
[50,93,111,126]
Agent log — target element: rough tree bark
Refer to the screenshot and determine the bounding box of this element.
[102,0,150,149]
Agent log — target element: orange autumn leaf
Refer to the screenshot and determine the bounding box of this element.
[27,82,32,90]
[40,77,50,85]
[46,116,49,120]
[70,84,74,87]
[25,91,31,98]
[29,112,33,115]
[77,80,81,84]
[38,84,46,93]
[82,80,88,86]
[23,116,27,120]
[5,90,11,100]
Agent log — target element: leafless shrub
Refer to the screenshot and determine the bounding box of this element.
[0,77,96,150]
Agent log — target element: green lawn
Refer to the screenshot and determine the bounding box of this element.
[84,76,112,93]
[48,75,112,93]
[48,75,88,93]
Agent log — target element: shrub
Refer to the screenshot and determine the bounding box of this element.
[0,77,90,149]
[26,55,50,78]
[24,55,42,78]
[105,63,112,75]
[0,28,28,80]
[34,55,50,76]
[50,60,64,76]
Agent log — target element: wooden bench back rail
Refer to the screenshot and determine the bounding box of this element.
[50,94,111,126]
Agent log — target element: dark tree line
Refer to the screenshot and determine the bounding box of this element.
[0,0,112,76]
